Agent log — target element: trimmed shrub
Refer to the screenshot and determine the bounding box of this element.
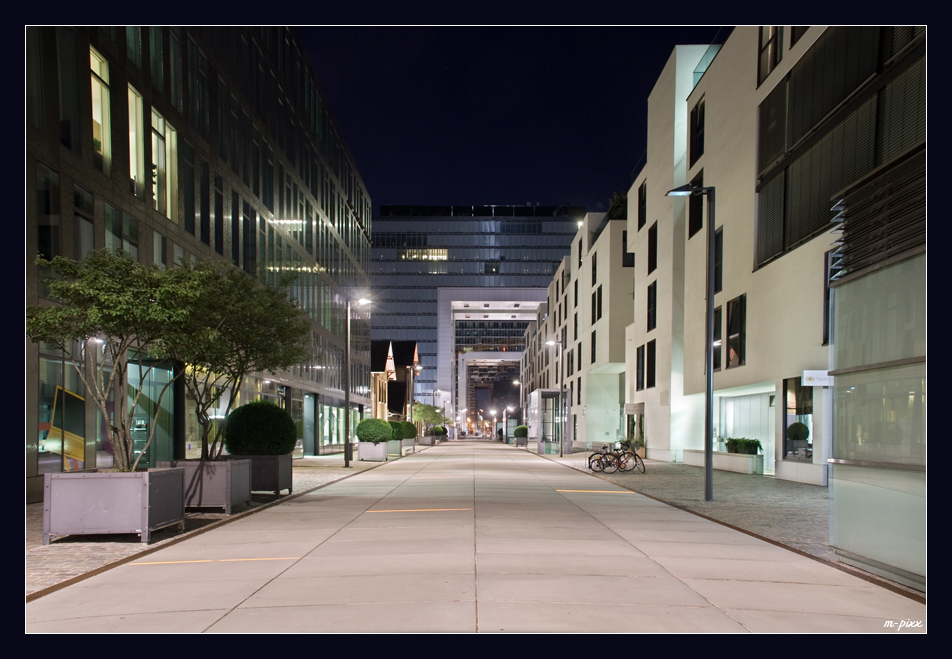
[388,421,402,441]
[355,418,393,444]
[400,421,417,440]
[431,425,447,436]
[224,400,297,456]
[786,422,810,443]
[513,425,528,438]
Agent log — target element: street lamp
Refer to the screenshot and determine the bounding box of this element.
[546,339,567,457]
[503,405,514,443]
[344,296,371,468]
[666,183,715,501]
[513,379,523,423]
[490,409,497,439]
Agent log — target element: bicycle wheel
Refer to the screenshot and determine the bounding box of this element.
[633,453,645,473]
[620,452,636,471]
[590,453,604,472]
[600,453,619,473]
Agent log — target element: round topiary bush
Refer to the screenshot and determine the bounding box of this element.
[786,422,810,443]
[355,418,393,444]
[388,421,403,441]
[431,425,446,436]
[400,421,417,440]
[224,400,297,456]
[513,425,528,438]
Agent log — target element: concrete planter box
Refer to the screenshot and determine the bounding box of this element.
[419,435,436,446]
[42,468,185,545]
[156,459,252,513]
[224,454,293,495]
[357,441,388,461]
[387,439,402,456]
[683,449,764,475]
[401,438,416,454]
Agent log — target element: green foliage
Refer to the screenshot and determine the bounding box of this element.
[514,425,528,438]
[725,438,763,455]
[431,425,447,436]
[25,250,205,471]
[400,421,417,440]
[159,260,311,460]
[607,192,628,219]
[786,422,810,443]
[223,400,297,455]
[355,417,393,444]
[412,401,450,431]
[388,421,402,441]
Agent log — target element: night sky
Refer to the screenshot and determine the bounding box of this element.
[299,27,727,216]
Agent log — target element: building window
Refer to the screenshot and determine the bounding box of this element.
[106,204,138,261]
[577,375,582,404]
[56,28,81,153]
[214,175,224,255]
[577,344,582,371]
[574,279,578,307]
[484,260,499,274]
[591,251,597,285]
[758,26,784,85]
[578,238,582,267]
[126,26,141,68]
[636,344,645,391]
[690,98,705,167]
[638,181,647,230]
[622,231,634,267]
[597,285,603,321]
[36,163,61,261]
[791,26,809,48]
[128,85,145,197]
[150,26,163,92]
[591,331,596,364]
[170,28,183,113]
[153,230,167,268]
[726,294,746,368]
[200,161,210,245]
[714,227,723,294]
[646,339,656,388]
[591,290,597,325]
[574,313,578,341]
[151,109,177,220]
[89,47,112,175]
[688,171,704,238]
[648,222,657,274]
[27,27,44,129]
[182,140,195,234]
[647,281,657,332]
[73,184,94,261]
[713,306,722,371]
[783,377,813,461]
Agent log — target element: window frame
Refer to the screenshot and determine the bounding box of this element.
[726,294,746,369]
[647,281,657,332]
[690,98,705,167]
[647,222,658,274]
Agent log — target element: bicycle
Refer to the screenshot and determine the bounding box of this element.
[588,445,612,472]
[594,445,645,474]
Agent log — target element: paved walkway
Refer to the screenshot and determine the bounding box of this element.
[26,442,925,633]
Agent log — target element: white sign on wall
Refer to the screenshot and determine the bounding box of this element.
[803,370,833,386]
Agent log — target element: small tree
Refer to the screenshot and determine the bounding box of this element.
[160,261,310,461]
[413,401,451,433]
[26,250,203,471]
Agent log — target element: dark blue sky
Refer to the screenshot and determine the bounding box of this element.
[299,27,726,215]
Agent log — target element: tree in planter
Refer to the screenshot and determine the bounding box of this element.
[223,400,297,456]
[413,401,450,434]
[26,250,204,471]
[355,418,393,444]
[160,261,310,462]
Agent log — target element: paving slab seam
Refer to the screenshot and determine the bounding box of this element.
[25,455,402,604]
[531,448,927,605]
[198,450,454,632]
[500,449,754,633]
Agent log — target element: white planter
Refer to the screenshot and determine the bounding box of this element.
[683,449,764,475]
[357,441,388,461]
[401,437,416,454]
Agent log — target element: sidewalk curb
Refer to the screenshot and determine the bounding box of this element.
[25,455,401,603]
[529,447,926,605]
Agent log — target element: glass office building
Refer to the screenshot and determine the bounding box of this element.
[27,27,371,503]
[371,205,583,404]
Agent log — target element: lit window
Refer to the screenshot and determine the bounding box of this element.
[128,85,144,197]
[759,26,784,85]
[90,47,111,175]
[151,109,178,221]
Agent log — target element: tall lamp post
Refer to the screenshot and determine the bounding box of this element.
[344,297,370,468]
[666,183,715,501]
[546,339,567,457]
[513,379,523,423]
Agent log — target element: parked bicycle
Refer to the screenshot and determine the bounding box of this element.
[588,444,645,474]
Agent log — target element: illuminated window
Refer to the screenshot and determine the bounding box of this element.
[128,85,145,197]
[151,109,178,221]
[90,47,111,175]
[759,26,784,85]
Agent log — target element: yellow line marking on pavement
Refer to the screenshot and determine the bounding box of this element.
[131,557,300,565]
[366,508,473,513]
[556,489,637,494]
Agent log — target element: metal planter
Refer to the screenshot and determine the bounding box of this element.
[42,468,185,545]
[357,441,388,461]
[224,454,293,495]
[156,460,251,513]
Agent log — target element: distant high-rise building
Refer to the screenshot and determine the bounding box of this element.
[370,205,583,424]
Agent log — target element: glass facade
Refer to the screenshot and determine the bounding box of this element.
[371,205,582,399]
[27,28,373,503]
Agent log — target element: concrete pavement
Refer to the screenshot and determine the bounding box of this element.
[25,442,926,633]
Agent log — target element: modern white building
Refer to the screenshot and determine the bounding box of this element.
[626,26,925,588]
[520,211,634,452]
